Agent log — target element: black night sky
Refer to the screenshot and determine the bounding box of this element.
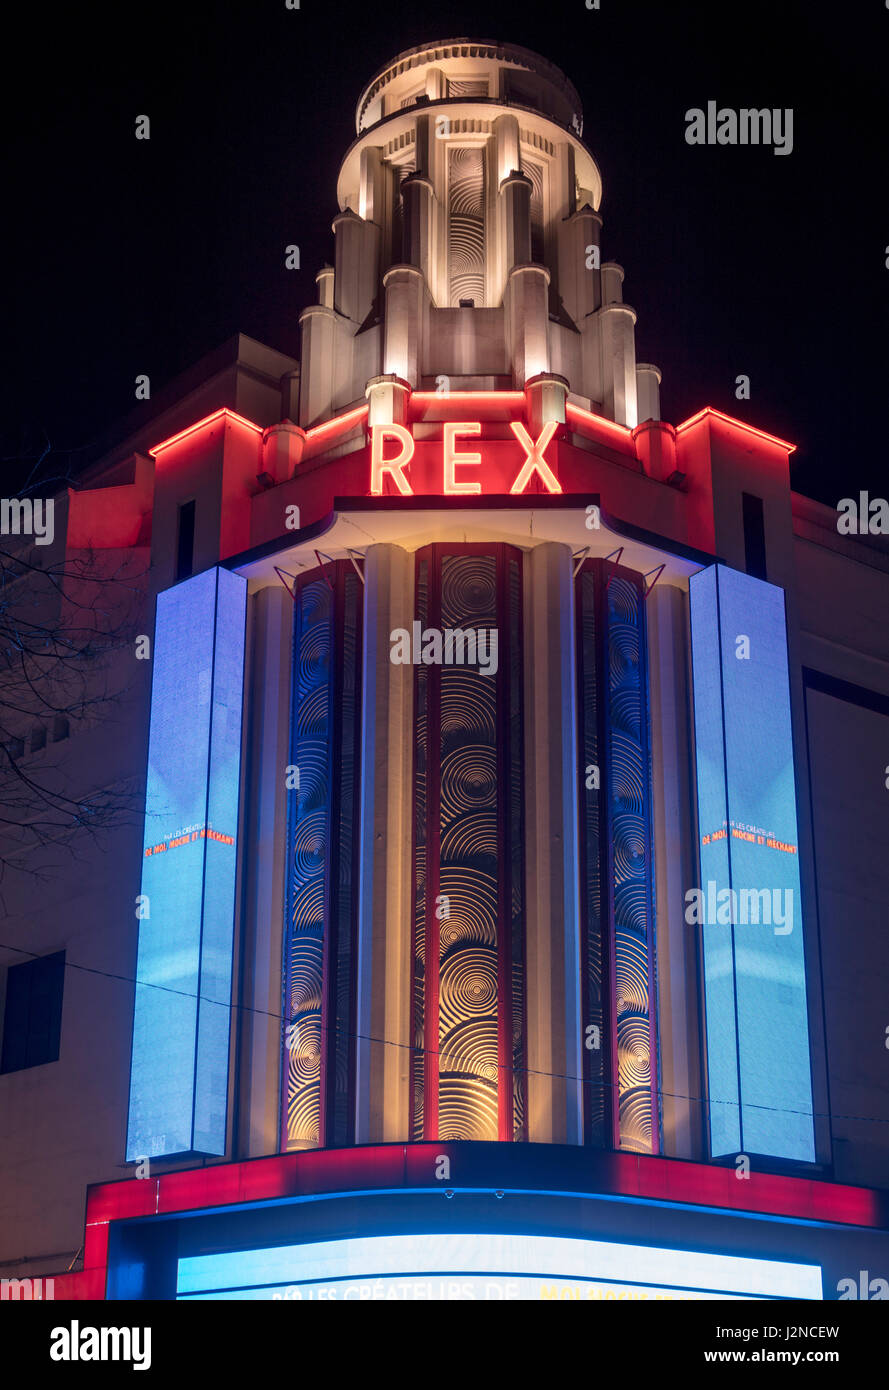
[4,0,886,506]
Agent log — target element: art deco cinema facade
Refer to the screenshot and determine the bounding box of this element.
[3,40,889,1302]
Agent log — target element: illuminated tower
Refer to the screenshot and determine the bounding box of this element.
[14,35,889,1308]
[299,39,661,430]
[115,40,822,1180]
[272,41,669,1157]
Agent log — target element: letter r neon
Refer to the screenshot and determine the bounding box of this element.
[370,425,415,495]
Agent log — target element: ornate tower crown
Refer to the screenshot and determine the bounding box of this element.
[299,39,661,430]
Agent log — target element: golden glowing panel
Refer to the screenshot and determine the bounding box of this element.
[284,580,331,1150]
[439,555,498,1140]
[411,548,526,1143]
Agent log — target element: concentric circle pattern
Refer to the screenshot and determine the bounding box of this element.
[285,579,333,1150]
[607,574,655,1155]
[448,147,486,307]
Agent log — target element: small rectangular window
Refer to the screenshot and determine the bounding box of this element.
[176,500,196,582]
[1,951,65,1073]
[742,492,767,580]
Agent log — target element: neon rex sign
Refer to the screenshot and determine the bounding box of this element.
[369,421,562,496]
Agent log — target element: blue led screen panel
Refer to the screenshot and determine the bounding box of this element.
[689,564,815,1162]
[177,1233,822,1301]
[127,566,247,1160]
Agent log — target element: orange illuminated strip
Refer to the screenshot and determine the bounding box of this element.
[411,391,525,407]
[676,407,796,454]
[565,401,634,445]
[150,408,262,455]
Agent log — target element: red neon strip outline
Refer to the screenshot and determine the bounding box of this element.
[304,405,369,444]
[45,1141,887,1297]
[676,406,796,454]
[150,407,262,454]
[82,1145,884,1230]
[565,401,634,443]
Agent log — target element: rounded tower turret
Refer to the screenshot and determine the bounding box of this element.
[299,39,660,428]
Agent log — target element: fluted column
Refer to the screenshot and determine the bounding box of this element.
[315,264,334,309]
[401,173,434,277]
[636,362,662,423]
[505,264,550,386]
[500,170,533,271]
[333,208,380,326]
[558,206,602,325]
[354,544,415,1142]
[382,264,427,384]
[523,541,583,1145]
[297,304,336,427]
[599,263,638,426]
[237,583,291,1157]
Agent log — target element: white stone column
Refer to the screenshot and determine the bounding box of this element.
[523,541,584,1145]
[558,207,602,325]
[636,362,662,423]
[237,583,291,1158]
[500,170,533,271]
[401,173,435,277]
[354,544,415,1142]
[298,304,336,427]
[333,209,380,327]
[646,583,703,1159]
[598,264,638,426]
[505,264,551,386]
[359,145,384,223]
[315,265,334,308]
[382,264,428,385]
[494,113,521,184]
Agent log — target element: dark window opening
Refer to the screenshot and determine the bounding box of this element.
[30,725,46,754]
[52,715,70,742]
[1,950,65,1073]
[176,500,196,582]
[742,492,768,580]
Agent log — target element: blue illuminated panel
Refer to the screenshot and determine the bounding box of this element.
[126,567,247,1160]
[177,1232,822,1300]
[689,565,815,1162]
